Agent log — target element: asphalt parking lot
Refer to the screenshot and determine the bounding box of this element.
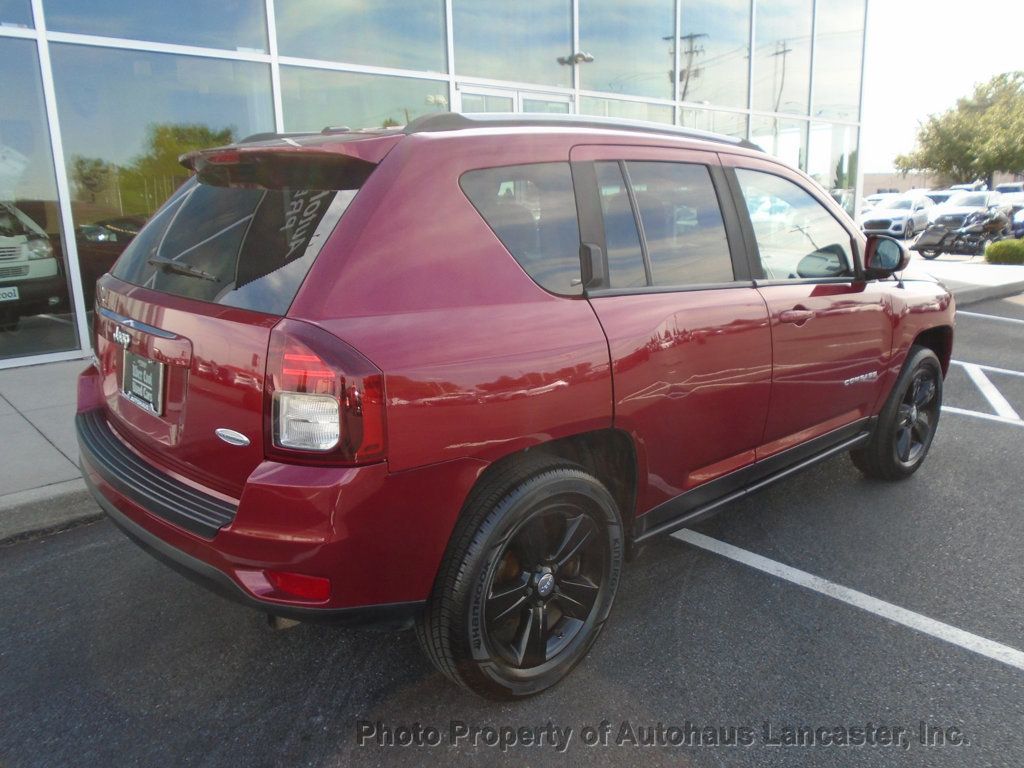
[2,296,1023,767]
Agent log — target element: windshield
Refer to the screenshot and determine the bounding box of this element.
[0,203,38,238]
[926,193,953,204]
[948,193,987,207]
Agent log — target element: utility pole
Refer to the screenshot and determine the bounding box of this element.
[664,32,707,102]
[770,40,793,113]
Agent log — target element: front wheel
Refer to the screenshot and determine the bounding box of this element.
[904,222,915,240]
[851,346,942,481]
[920,250,940,260]
[416,460,623,699]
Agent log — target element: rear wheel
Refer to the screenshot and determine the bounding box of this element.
[851,346,942,481]
[416,459,623,699]
[920,250,940,260]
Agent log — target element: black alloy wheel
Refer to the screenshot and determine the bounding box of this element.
[416,461,623,699]
[851,345,943,481]
[484,505,609,670]
[894,368,939,467]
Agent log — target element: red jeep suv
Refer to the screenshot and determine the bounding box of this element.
[76,113,954,699]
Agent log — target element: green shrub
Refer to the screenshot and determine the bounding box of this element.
[985,239,1024,265]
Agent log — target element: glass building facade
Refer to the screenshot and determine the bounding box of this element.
[0,0,867,367]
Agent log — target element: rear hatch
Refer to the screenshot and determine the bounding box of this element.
[92,133,399,498]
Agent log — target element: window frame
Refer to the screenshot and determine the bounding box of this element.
[721,156,867,286]
[569,144,753,298]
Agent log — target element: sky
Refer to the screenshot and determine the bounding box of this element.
[860,0,1024,172]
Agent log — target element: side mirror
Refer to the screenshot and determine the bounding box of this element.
[865,235,910,278]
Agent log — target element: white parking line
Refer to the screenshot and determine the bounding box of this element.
[959,363,1022,420]
[673,529,1024,673]
[957,310,1024,325]
[942,406,1024,427]
[952,360,1024,379]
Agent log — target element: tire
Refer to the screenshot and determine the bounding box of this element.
[904,222,915,241]
[416,457,623,699]
[851,346,942,481]
[920,250,940,260]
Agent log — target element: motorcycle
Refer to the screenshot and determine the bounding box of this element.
[912,207,1012,259]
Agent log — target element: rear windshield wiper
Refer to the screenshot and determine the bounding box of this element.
[147,255,219,282]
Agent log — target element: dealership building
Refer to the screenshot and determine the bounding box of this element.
[0,0,867,367]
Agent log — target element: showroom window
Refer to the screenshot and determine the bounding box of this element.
[678,0,751,109]
[580,97,674,124]
[751,116,808,171]
[0,38,78,360]
[679,108,749,140]
[49,45,273,310]
[752,0,812,115]
[808,122,858,215]
[281,67,448,132]
[579,0,675,100]
[43,0,268,51]
[812,0,866,122]
[0,0,31,27]
[274,0,447,73]
[453,0,572,88]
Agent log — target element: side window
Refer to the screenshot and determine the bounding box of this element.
[625,161,734,287]
[460,163,582,295]
[735,168,855,281]
[595,162,647,288]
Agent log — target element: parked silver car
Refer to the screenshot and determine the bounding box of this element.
[861,194,934,240]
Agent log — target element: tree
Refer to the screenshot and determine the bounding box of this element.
[71,155,113,203]
[896,72,1024,187]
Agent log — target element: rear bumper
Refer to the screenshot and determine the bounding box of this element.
[76,393,485,624]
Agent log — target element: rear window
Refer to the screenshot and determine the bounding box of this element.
[460,163,582,296]
[112,178,355,315]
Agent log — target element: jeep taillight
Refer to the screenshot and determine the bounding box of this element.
[265,319,386,465]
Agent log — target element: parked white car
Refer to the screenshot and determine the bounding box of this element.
[861,194,934,240]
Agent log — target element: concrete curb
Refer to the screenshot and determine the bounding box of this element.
[0,478,103,545]
[2,282,1021,545]
[951,281,1024,307]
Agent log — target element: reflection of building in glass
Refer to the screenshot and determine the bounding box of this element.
[0,0,867,366]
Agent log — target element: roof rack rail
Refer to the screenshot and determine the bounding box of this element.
[403,112,761,151]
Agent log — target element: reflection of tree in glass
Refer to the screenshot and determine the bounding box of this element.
[122,123,235,215]
[71,156,113,203]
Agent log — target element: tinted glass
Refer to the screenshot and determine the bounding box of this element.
[113,179,354,313]
[274,0,446,72]
[460,163,581,295]
[626,161,733,286]
[808,123,858,215]
[679,108,749,140]
[0,0,31,26]
[44,0,267,51]
[579,0,674,99]
[579,97,673,124]
[50,45,273,311]
[751,116,807,170]
[679,0,751,108]
[752,0,812,115]
[281,67,448,130]
[453,0,571,87]
[595,162,646,289]
[0,38,79,360]
[735,168,853,280]
[812,0,865,122]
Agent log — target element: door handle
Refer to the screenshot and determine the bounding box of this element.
[779,307,815,326]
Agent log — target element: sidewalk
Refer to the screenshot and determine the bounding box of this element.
[2,255,1023,543]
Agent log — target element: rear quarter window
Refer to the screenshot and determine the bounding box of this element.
[112,179,355,315]
[460,163,582,296]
